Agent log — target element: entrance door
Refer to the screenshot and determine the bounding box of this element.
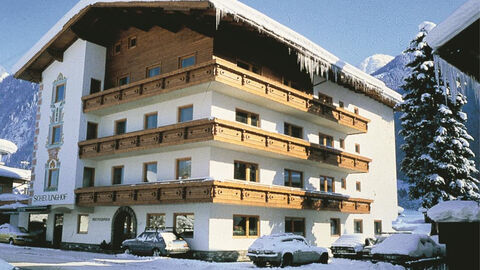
[53,214,63,248]
[111,207,137,250]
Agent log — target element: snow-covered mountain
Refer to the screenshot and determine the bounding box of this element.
[0,66,9,83]
[358,54,394,74]
[0,75,38,169]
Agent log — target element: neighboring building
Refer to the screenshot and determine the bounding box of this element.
[13,0,401,259]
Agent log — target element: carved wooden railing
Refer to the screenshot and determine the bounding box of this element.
[82,58,369,133]
[78,118,371,173]
[75,179,372,214]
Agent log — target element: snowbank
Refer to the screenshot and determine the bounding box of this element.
[0,139,17,155]
[0,193,29,202]
[0,165,31,180]
[0,259,14,270]
[427,200,480,223]
[371,234,443,258]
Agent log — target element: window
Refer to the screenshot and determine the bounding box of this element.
[90,78,101,94]
[234,161,258,182]
[114,42,121,55]
[236,60,261,75]
[77,214,89,234]
[320,176,335,192]
[144,113,157,129]
[46,168,59,191]
[118,75,130,86]
[115,119,126,135]
[174,213,194,238]
[284,169,303,188]
[178,105,193,122]
[354,107,359,115]
[374,220,382,235]
[176,158,191,179]
[339,138,345,149]
[143,162,157,182]
[128,36,137,49]
[318,93,333,104]
[330,218,341,236]
[51,126,62,144]
[235,109,259,127]
[54,84,65,103]
[146,65,161,78]
[356,181,361,192]
[319,133,334,147]
[233,215,259,237]
[355,144,361,154]
[339,101,344,108]
[86,122,98,140]
[179,54,195,68]
[341,178,346,189]
[284,123,303,139]
[354,219,363,233]
[285,217,305,236]
[147,213,165,229]
[112,166,124,185]
[83,167,95,187]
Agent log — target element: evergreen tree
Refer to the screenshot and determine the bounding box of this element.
[400,22,479,208]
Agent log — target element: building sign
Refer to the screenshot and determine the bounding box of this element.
[33,193,67,202]
[92,217,110,222]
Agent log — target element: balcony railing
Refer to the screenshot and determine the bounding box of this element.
[75,179,372,214]
[78,118,371,173]
[82,58,369,133]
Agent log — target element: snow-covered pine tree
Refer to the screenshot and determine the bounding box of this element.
[400,22,479,208]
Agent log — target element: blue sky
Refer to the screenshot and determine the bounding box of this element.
[0,0,465,73]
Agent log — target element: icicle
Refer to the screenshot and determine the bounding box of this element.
[215,8,221,30]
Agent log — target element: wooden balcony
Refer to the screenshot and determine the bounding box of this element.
[78,118,371,173]
[82,58,369,134]
[75,179,372,214]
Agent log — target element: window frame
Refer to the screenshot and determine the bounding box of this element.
[285,217,306,237]
[341,178,347,189]
[127,36,137,49]
[146,213,165,229]
[179,53,196,69]
[144,112,158,130]
[146,64,161,78]
[117,74,130,86]
[330,218,341,236]
[83,167,95,188]
[77,214,89,234]
[354,219,363,234]
[236,59,261,75]
[339,138,345,149]
[86,122,98,140]
[233,160,259,182]
[113,42,121,55]
[284,169,303,188]
[319,133,334,147]
[143,161,158,183]
[177,105,193,123]
[232,215,260,238]
[112,165,124,185]
[339,101,344,108]
[176,157,191,179]
[51,125,62,144]
[374,220,382,235]
[356,181,361,192]
[46,168,59,191]
[355,143,361,154]
[235,109,260,127]
[284,122,303,139]
[114,119,127,135]
[354,107,359,115]
[54,83,65,103]
[174,213,194,238]
[320,175,335,192]
[90,78,102,94]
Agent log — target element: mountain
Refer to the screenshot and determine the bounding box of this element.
[0,75,38,169]
[358,54,394,74]
[0,66,8,83]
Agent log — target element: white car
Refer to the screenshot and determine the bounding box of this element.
[371,234,445,260]
[330,234,369,257]
[247,234,330,267]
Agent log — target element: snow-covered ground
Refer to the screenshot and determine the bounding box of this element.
[392,209,431,234]
[0,244,405,270]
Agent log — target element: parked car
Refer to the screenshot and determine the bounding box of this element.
[370,234,445,262]
[247,234,330,267]
[359,235,389,257]
[121,229,190,256]
[330,234,372,257]
[0,223,36,245]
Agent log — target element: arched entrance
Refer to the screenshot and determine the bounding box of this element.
[111,206,137,250]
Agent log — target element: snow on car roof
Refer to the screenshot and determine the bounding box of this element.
[370,234,443,258]
[331,234,365,248]
[427,200,480,223]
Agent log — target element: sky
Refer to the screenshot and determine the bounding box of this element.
[0,0,466,74]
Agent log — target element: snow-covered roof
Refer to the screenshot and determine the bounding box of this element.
[0,165,31,181]
[0,139,17,155]
[426,0,480,50]
[0,202,28,210]
[0,193,29,202]
[427,200,480,223]
[13,0,401,107]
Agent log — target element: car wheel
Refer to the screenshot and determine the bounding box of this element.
[8,238,14,245]
[281,253,292,268]
[253,261,266,267]
[124,247,131,255]
[319,253,329,264]
[152,248,161,257]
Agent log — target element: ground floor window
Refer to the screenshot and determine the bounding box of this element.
[174,213,194,238]
[330,218,341,236]
[147,213,165,229]
[285,217,305,236]
[354,219,363,233]
[374,220,382,235]
[233,215,259,237]
[77,214,89,234]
